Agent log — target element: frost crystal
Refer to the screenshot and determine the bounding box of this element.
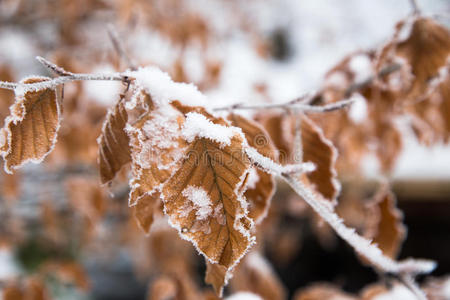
[127,66,207,107]
[182,112,237,147]
[182,186,212,220]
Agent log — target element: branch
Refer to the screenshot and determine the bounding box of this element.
[36,56,73,76]
[214,63,400,113]
[245,145,435,298]
[0,58,130,92]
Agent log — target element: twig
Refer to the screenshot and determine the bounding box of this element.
[107,24,137,71]
[0,58,129,92]
[214,63,400,113]
[36,56,73,76]
[398,274,428,300]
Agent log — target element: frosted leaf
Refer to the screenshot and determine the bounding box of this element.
[1,76,62,173]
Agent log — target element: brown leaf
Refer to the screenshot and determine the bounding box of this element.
[98,95,131,184]
[162,131,254,295]
[300,115,340,202]
[126,100,187,206]
[1,77,62,173]
[396,18,450,99]
[364,185,406,259]
[229,114,277,223]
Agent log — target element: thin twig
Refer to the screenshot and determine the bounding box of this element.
[36,56,73,76]
[398,274,427,300]
[214,63,400,113]
[107,24,137,71]
[0,59,128,92]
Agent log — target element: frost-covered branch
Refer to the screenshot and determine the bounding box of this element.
[215,63,401,113]
[0,57,129,93]
[214,94,355,112]
[245,145,435,299]
[36,56,73,76]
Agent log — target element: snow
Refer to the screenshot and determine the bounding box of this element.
[181,112,237,147]
[349,54,373,82]
[126,66,207,107]
[225,292,263,300]
[246,167,260,189]
[182,185,212,220]
[348,93,368,124]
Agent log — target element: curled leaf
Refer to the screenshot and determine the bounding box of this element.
[1,77,62,173]
[98,96,131,184]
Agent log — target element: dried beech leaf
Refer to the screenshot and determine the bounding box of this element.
[229,114,277,223]
[162,133,254,294]
[364,185,406,259]
[230,252,286,300]
[300,115,340,202]
[98,96,131,184]
[134,192,160,234]
[1,77,62,173]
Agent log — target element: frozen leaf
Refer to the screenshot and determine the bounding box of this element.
[126,100,187,206]
[1,77,62,173]
[98,95,131,184]
[364,185,406,259]
[229,114,277,223]
[162,128,254,295]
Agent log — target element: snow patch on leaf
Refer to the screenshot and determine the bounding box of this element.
[182,185,212,220]
[182,112,238,147]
